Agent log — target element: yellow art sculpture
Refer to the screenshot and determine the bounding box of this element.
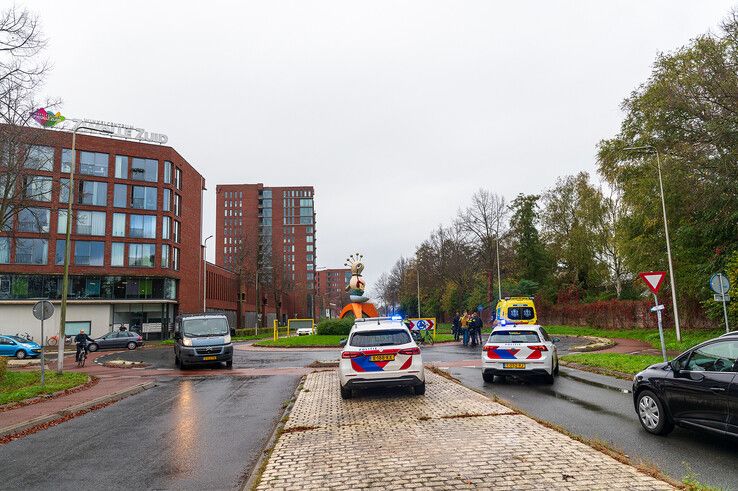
[339,253,379,319]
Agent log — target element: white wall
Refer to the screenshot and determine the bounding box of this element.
[0,303,112,342]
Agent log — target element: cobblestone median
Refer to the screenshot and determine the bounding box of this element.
[256,371,673,491]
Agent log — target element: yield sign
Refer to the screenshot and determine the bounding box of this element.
[639,271,667,294]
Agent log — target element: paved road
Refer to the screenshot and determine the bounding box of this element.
[0,375,298,490]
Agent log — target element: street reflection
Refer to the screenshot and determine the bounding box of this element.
[172,380,198,474]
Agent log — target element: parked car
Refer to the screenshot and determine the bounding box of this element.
[0,335,42,359]
[633,333,738,437]
[296,325,314,336]
[338,317,425,399]
[87,331,144,352]
[173,314,234,369]
[481,325,559,384]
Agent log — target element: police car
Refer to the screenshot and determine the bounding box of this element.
[338,317,425,399]
[481,325,559,384]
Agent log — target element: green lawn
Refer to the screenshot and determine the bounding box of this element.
[561,353,664,376]
[254,335,345,347]
[0,370,89,405]
[545,325,723,353]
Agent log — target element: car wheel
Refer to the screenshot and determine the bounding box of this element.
[543,372,555,385]
[226,360,233,369]
[15,350,26,360]
[637,390,674,435]
[87,343,99,352]
[553,358,560,375]
[174,355,180,368]
[127,342,137,350]
[340,385,352,400]
[413,383,426,396]
[482,370,495,383]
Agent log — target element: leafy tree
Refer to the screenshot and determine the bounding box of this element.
[509,194,549,288]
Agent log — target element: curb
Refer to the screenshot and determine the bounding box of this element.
[558,365,632,393]
[567,335,616,352]
[0,381,156,439]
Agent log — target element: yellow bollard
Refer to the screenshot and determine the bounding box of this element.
[273,319,278,341]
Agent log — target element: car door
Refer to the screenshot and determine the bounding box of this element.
[97,332,115,349]
[663,340,738,432]
[0,336,14,356]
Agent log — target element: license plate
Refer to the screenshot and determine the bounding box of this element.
[370,354,395,362]
[503,363,526,369]
[203,355,217,361]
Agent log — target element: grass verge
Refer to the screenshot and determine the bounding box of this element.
[546,325,723,352]
[0,370,89,406]
[254,335,345,348]
[561,353,663,376]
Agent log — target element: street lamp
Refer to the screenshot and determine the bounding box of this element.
[57,122,113,374]
[624,145,681,342]
[255,265,273,330]
[202,235,213,313]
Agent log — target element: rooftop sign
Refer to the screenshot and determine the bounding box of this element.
[72,119,168,144]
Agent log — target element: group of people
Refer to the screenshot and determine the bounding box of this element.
[452,311,484,347]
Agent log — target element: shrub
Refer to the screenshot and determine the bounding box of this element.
[316,318,354,336]
[0,357,7,381]
[234,328,257,337]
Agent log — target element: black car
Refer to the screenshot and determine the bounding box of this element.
[87,331,144,352]
[632,333,738,437]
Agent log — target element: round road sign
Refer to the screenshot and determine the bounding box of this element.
[709,273,730,295]
[32,300,54,321]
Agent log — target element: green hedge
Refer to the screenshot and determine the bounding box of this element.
[316,318,354,336]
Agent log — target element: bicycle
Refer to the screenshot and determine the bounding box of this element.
[76,344,88,368]
[411,330,435,346]
[47,335,74,346]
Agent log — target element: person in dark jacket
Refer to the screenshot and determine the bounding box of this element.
[75,330,94,362]
[452,312,461,341]
[469,312,483,347]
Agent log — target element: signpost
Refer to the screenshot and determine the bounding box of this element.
[32,300,54,386]
[709,273,731,334]
[639,272,668,362]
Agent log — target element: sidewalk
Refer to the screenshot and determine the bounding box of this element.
[255,371,673,490]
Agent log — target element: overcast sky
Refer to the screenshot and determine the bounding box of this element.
[27,0,735,290]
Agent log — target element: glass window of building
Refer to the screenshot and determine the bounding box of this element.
[173,220,180,243]
[299,216,313,225]
[15,238,47,264]
[0,237,9,263]
[76,210,106,236]
[57,210,68,234]
[58,178,70,203]
[162,216,170,240]
[115,155,128,179]
[307,263,314,271]
[79,151,109,177]
[306,235,313,243]
[112,213,126,237]
[174,194,181,216]
[129,214,156,238]
[113,184,127,208]
[111,243,125,266]
[163,188,171,212]
[306,244,313,252]
[174,168,182,189]
[18,207,50,233]
[25,145,54,171]
[24,176,52,201]
[61,149,73,173]
[131,186,157,210]
[161,244,170,268]
[74,241,104,266]
[79,181,107,206]
[173,247,180,270]
[306,254,314,261]
[163,161,172,184]
[130,158,158,182]
[129,243,155,267]
[300,198,313,207]
[54,239,67,265]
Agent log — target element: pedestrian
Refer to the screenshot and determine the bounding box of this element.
[470,312,482,347]
[452,312,461,341]
[461,310,470,346]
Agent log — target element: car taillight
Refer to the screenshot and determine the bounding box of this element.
[483,345,498,352]
[341,351,362,359]
[137,336,142,341]
[399,347,420,355]
[529,345,548,351]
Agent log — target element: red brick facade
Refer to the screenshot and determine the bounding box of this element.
[315,268,351,318]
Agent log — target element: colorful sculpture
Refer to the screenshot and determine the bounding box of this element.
[339,253,379,319]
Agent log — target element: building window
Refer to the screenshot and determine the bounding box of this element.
[162,216,170,240]
[25,145,54,171]
[74,241,104,266]
[15,238,47,264]
[55,239,67,265]
[173,220,180,243]
[113,184,127,208]
[174,168,182,190]
[306,254,314,261]
[79,151,109,177]
[61,149,73,173]
[18,207,50,233]
[163,161,172,184]
[306,235,313,243]
[128,243,155,267]
[306,244,313,252]
[25,176,52,201]
[131,186,157,210]
[130,158,158,182]
[79,181,107,206]
[172,247,180,270]
[163,188,171,212]
[129,214,156,238]
[115,155,128,179]
[299,216,312,225]
[161,244,170,268]
[0,237,9,263]
[111,242,125,266]
[174,194,181,216]
[76,210,106,236]
[112,213,126,237]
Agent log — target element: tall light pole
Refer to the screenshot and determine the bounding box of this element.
[57,122,113,373]
[416,256,421,318]
[202,235,213,313]
[624,145,681,342]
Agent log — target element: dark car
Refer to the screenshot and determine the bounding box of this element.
[632,333,738,437]
[87,331,144,352]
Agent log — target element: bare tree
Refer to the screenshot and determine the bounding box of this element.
[229,225,259,328]
[595,185,627,297]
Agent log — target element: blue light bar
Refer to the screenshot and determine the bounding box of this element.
[391,315,403,321]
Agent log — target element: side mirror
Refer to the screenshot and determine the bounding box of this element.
[552,337,561,343]
[669,360,680,375]
[339,339,347,347]
[173,332,181,340]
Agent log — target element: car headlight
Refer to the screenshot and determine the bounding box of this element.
[182,337,193,347]
[223,334,231,344]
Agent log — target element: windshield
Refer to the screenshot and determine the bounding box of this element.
[182,318,229,337]
[488,330,540,343]
[351,329,411,347]
[507,307,535,320]
[9,335,31,343]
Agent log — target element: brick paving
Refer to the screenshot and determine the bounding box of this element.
[256,371,674,490]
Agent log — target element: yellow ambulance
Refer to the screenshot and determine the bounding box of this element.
[494,297,537,326]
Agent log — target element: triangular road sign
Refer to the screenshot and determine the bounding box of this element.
[639,271,667,294]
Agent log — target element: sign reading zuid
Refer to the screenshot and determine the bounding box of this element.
[73,118,168,144]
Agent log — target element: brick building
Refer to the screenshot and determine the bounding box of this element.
[215,184,315,323]
[0,125,204,340]
[315,267,351,318]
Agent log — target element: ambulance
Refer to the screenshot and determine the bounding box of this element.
[493,296,537,326]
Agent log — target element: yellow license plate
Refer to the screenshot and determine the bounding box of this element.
[503,363,526,369]
[370,354,395,362]
[203,356,217,361]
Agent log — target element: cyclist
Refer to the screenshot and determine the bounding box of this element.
[75,329,94,363]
